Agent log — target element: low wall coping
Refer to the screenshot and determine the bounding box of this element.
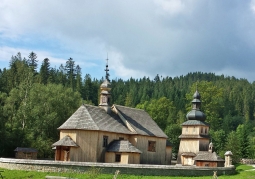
[0,158,236,176]
[0,158,234,170]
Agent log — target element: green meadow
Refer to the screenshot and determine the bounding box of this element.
[0,164,254,179]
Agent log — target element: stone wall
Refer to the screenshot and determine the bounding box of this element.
[0,158,236,176]
[240,159,255,164]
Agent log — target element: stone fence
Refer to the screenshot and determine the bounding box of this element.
[240,159,255,164]
[0,158,236,177]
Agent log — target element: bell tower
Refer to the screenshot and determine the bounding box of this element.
[99,58,112,113]
[177,89,210,165]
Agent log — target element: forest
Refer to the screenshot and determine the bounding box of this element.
[0,52,254,163]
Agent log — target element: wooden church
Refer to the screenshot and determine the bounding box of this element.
[177,89,224,167]
[52,61,172,165]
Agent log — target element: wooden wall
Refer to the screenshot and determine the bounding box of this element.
[15,152,37,159]
[128,153,140,164]
[60,130,98,162]
[60,130,129,162]
[196,161,217,167]
[105,152,140,164]
[182,156,194,165]
[182,126,209,136]
[97,131,129,162]
[199,138,209,151]
[165,146,172,165]
[60,131,76,140]
[177,139,199,164]
[60,130,168,165]
[131,135,166,165]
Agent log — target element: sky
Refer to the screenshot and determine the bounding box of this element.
[1,0,255,82]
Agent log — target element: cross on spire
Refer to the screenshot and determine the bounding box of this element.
[105,56,110,81]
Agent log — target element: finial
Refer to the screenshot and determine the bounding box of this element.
[105,56,110,81]
[196,79,199,91]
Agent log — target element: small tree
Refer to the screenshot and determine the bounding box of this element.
[225,131,241,164]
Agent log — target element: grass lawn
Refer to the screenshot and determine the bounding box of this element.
[0,164,254,179]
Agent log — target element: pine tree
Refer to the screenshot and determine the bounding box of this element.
[65,58,76,90]
[39,58,50,84]
[27,51,38,72]
[236,124,250,158]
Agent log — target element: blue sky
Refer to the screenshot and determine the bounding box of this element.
[1,0,255,81]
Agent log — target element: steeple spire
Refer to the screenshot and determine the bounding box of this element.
[105,56,110,81]
[99,57,112,113]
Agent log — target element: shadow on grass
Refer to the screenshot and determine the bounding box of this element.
[235,163,243,173]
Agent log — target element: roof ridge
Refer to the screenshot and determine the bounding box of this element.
[113,104,145,111]
[83,104,97,107]
[112,105,137,133]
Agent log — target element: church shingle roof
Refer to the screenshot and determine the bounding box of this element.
[193,151,224,161]
[114,105,167,138]
[181,120,209,126]
[106,140,142,153]
[14,147,38,153]
[52,135,79,147]
[58,105,132,134]
[179,134,210,139]
[58,104,167,138]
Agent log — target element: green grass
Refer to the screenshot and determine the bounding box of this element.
[0,164,254,179]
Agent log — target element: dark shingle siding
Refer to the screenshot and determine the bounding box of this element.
[52,135,79,147]
[179,134,210,139]
[58,104,168,138]
[193,151,224,161]
[107,140,142,153]
[14,147,38,153]
[58,105,99,130]
[58,105,132,134]
[115,105,168,138]
[182,120,209,126]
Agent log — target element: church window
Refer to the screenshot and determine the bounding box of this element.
[103,136,108,147]
[205,128,207,134]
[201,127,203,133]
[115,153,121,162]
[148,141,156,152]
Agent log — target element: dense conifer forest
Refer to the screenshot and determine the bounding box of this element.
[0,52,254,163]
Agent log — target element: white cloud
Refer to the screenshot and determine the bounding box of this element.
[154,0,186,15]
[1,1,255,81]
[0,46,66,66]
[251,0,255,13]
[107,48,149,79]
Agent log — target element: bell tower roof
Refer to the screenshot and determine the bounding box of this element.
[186,89,206,121]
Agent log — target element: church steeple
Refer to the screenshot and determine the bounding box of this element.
[99,58,112,113]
